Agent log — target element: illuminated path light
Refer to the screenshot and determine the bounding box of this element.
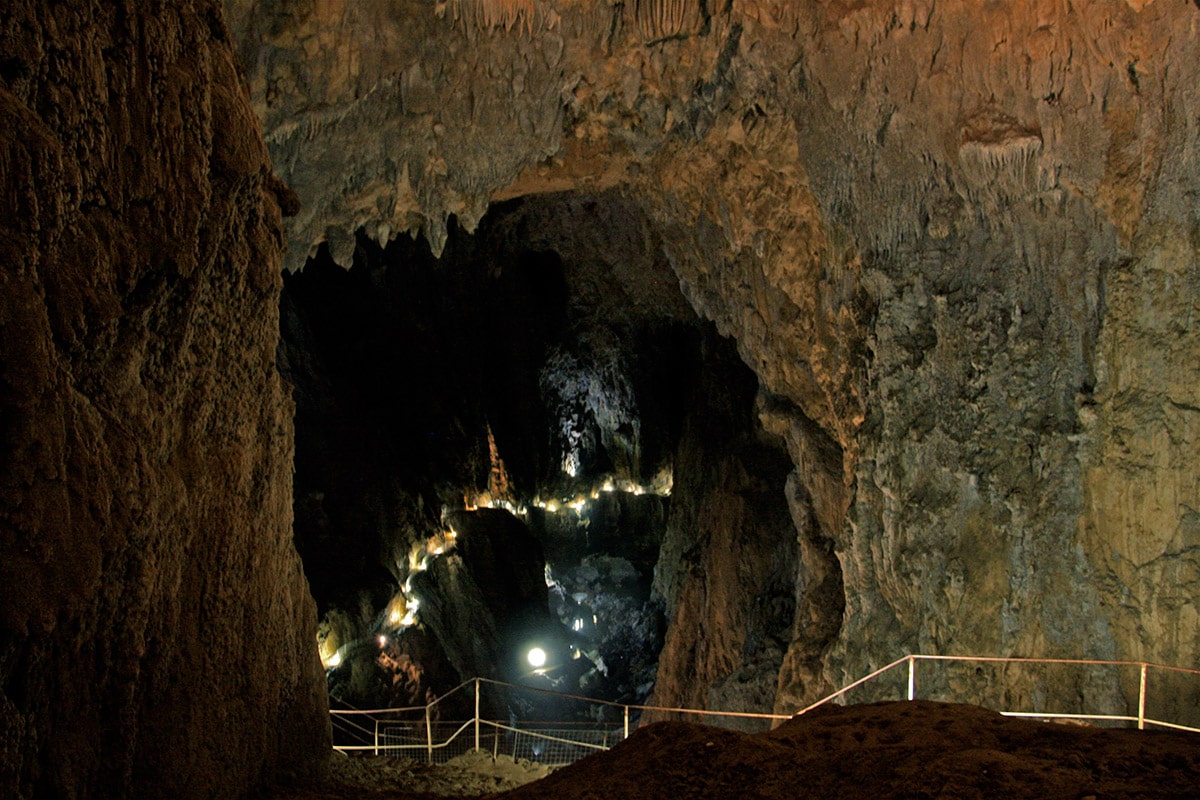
[527,647,548,669]
[328,474,677,673]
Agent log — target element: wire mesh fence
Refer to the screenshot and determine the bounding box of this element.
[497,724,622,765]
[375,720,622,765]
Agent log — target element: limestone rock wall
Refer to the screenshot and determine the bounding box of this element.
[648,334,798,722]
[0,2,328,797]
[791,0,1200,715]
[229,0,1200,718]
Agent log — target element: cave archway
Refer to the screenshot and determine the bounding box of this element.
[278,190,806,722]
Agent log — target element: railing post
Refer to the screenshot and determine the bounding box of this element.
[374,718,379,756]
[623,705,630,740]
[907,656,916,701]
[425,701,434,762]
[1138,662,1147,730]
[475,678,481,752]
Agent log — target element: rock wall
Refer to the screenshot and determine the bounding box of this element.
[228,0,1200,717]
[648,334,798,723]
[0,2,328,797]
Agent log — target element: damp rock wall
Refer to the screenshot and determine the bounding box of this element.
[0,2,328,797]
[229,0,1200,717]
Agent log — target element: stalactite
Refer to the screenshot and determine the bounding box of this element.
[958,136,1045,208]
[633,0,702,42]
[442,0,558,36]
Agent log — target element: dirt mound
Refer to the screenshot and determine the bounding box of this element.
[496,701,1200,800]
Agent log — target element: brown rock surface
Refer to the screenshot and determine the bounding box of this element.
[0,2,327,797]
[227,0,1200,721]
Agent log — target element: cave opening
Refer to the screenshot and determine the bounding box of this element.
[278,191,798,724]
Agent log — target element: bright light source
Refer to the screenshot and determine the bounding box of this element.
[572,618,584,631]
[545,501,559,513]
[378,635,388,648]
[527,647,547,668]
[324,651,342,668]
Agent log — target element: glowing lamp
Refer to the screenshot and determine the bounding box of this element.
[526,647,547,669]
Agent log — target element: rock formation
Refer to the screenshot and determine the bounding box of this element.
[230,0,1200,721]
[0,2,328,797]
[278,197,705,713]
[4,0,1200,796]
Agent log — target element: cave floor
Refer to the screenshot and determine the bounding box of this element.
[268,700,1200,799]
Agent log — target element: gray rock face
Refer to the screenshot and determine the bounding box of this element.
[0,2,328,797]
[228,0,1200,720]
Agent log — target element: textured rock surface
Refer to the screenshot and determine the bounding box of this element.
[230,0,1200,719]
[0,2,328,797]
[647,336,797,723]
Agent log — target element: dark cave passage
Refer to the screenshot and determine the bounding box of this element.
[278,192,799,722]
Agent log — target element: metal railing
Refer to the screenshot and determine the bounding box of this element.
[330,676,792,764]
[330,654,1200,766]
[796,654,1200,733]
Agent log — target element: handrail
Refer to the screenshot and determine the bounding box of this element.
[331,655,1200,762]
[476,676,792,721]
[331,675,790,761]
[329,678,479,717]
[795,656,911,715]
[480,719,610,751]
[330,713,377,742]
[795,654,1200,735]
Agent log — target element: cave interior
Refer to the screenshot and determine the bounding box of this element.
[4,0,1200,797]
[281,191,800,722]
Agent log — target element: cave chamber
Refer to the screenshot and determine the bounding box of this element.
[279,190,806,725]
